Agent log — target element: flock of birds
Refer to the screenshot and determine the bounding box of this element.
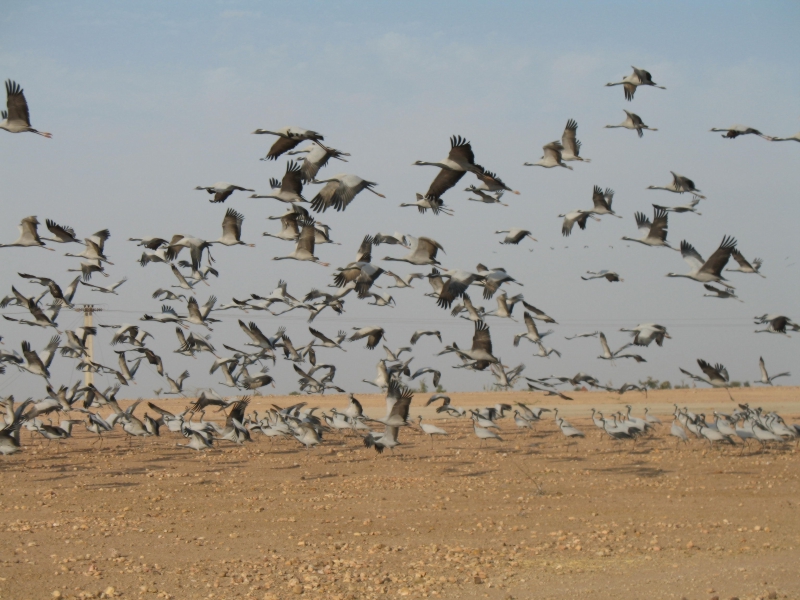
[2,385,799,455]
[0,67,797,455]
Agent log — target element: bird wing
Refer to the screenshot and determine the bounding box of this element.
[386,380,413,422]
[266,136,301,160]
[309,181,338,212]
[604,191,616,212]
[219,363,238,386]
[679,240,705,271]
[623,82,636,101]
[186,297,202,321]
[187,242,207,272]
[21,342,47,373]
[348,395,364,416]
[309,327,334,345]
[40,335,61,368]
[45,219,77,242]
[476,169,508,190]
[62,277,81,302]
[20,217,41,243]
[758,356,768,381]
[238,320,270,347]
[437,278,470,309]
[296,218,317,254]
[730,249,751,269]
[298,152,324,183]
[561,119,578,155]
[410,367,430,379]
[591,186,609,211]
[542,141,564,162]
[697,359,722,381]
[510,230,529,244]
[282,161,304,195]
[575,211,592,231]
[109,278,127,292]
[598,332,612,357]
[222,208,243,241]
[279,212,301,236]
[426,394,450,408]
[384,380,401,416]
[425,169,465,199]
[700,236,736,276]
[200,295,217,319]
[175,326,188,347]
[496,293,510,313]
[293,363,317,383]
[561,213,578,237]
[633,211,651,235]
[5,80,31,126]
[650,208,669,241]
[521,301,552,322]
[633,67,654,84]
[281,334,299,358]
[142,237,169,250]
[26,299,53,324]
[329,178,362,212]
[89,229,111,252]
[416,237,443,260]
[625,110,643,127]
[523,311,539,337]
[356,235,373,263]
[673,172,696,192]
[18,272,50,286]
[679,367,702,382]
[332,264,363,288]
[366,329,384,350]
[448,135,476,166]
[170,264,192,287]
[472,320,493,355]
[769,316,788,334]
[80,280,106,292]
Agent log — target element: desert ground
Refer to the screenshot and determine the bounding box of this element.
[1,387,799,600]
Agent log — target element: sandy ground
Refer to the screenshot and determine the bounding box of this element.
[1,387,799,600]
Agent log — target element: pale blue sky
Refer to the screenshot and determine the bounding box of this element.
[1,1,798,397]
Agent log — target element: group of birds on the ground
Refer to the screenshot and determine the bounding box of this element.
[3,383,798,455]
[0,67,796,454]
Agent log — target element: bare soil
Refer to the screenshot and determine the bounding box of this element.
[1,388,799,600]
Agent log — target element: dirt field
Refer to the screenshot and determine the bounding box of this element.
[2,387,799,600]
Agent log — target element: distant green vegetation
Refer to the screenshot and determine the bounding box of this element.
[416,379,445,394]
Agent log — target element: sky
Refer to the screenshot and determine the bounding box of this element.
[1,1,799,400]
